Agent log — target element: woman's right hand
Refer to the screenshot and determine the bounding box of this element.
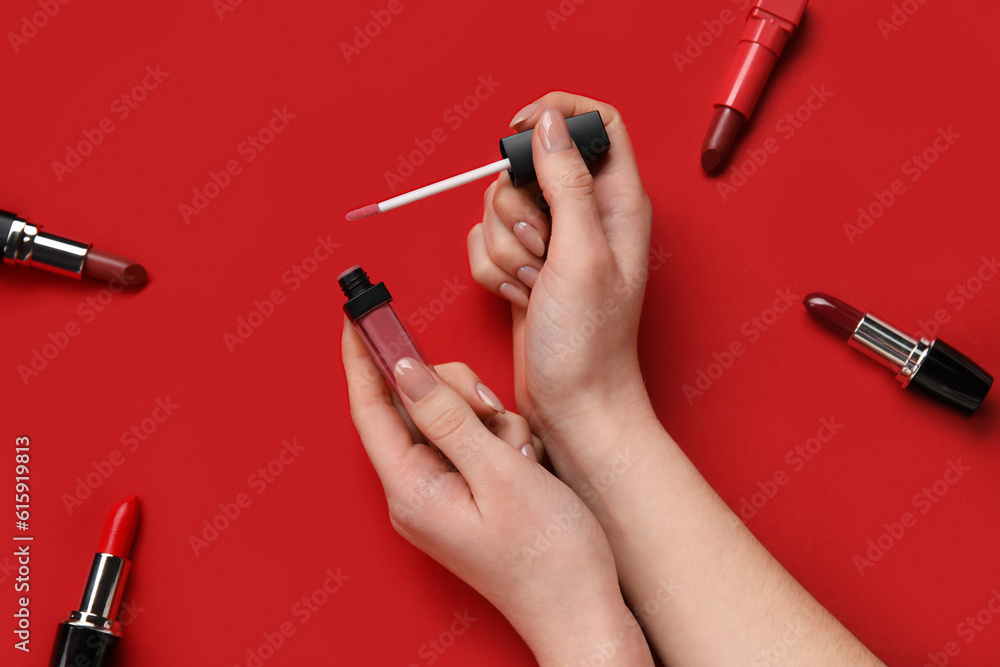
[467,93,658,461]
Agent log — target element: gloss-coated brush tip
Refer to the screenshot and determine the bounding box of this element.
[345,204,380,221]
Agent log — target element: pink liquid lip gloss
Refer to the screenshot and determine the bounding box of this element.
[339,265,429,391]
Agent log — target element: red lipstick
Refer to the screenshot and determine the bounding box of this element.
[50,496,139,667]
[701,0,808,172]
[804,293,993,415]
[2,209,147,286]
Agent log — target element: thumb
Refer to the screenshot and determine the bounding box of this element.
[532,108,608,262]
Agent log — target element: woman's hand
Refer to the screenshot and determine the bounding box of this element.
[342,319,652,667]
[467,92,657,455]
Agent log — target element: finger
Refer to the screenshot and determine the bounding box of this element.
[522,434,543,464]
[508,91,643,188]
[342,317,429,483]
[532,108,611,265]
[433,362,506,418]
[433,362,535,459]
[482,202,543,290]
[490,171,550,258]
[468,223,530,309]
[511,93,651,274]
[392,357,521,495]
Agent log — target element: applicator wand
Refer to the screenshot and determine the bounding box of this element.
[346,111,610,221]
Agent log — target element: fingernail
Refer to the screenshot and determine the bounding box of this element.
[516,266,539,289]
[476,382,505,414]
[394,358,436,402]
[513,221,546,257]
[520,443,538,463]
[509,102,538,128]
[499,282,529,308]
[538,108,572,153]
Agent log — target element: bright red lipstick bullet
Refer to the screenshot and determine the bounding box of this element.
[701,0,808,172]
[96,495,139,559]
[50,496,140,667]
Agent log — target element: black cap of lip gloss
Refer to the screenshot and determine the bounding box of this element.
[911,340,993,415]
[339,265,391,321]
[499,110,611,187]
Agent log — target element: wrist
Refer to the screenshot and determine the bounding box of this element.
[535,378,661,477]
[528,602,653,667]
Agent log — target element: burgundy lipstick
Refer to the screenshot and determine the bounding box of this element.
[2,209,147,286]
[804,293,993,415]
[50,496,139,667]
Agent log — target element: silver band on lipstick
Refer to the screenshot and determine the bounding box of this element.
[66,553,130,637]
[849,314,931,388]
[2,216,89,278]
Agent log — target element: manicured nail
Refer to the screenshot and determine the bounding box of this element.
[498,282,529,308]
[513,221,546,257]
[516,265,539,289]
[520,443,538,463]
[476,382,505,414]
[538,108,572,152]
[508,102,538,128]
[393,358,436,402]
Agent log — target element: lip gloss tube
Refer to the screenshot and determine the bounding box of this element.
[339,265,429,392]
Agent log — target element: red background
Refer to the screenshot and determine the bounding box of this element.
[3,0,999,665]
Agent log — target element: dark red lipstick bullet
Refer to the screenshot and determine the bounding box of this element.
[701,0,808,172]
[804,293,992,415]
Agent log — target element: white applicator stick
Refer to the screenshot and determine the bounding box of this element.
[346,159,510,221]
[344,111,610,221]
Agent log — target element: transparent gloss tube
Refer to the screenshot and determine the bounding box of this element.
[339,265,429,392]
